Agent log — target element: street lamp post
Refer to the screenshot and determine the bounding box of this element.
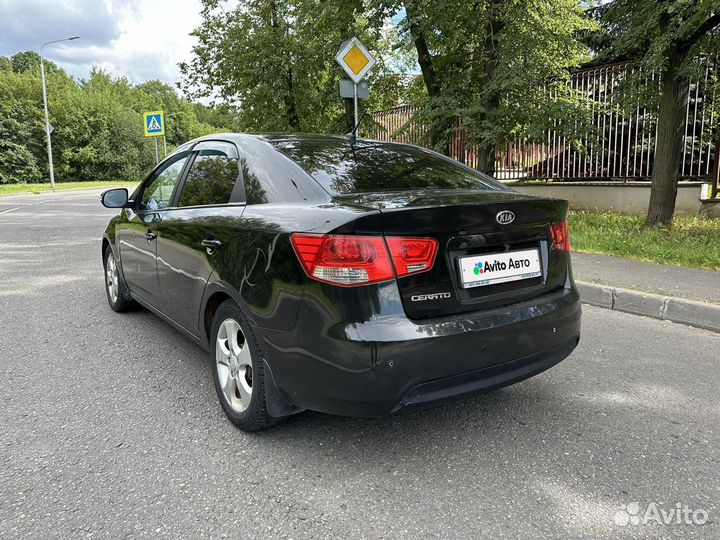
[40,36,79,188]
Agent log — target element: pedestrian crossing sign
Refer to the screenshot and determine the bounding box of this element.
[143,111,165,137]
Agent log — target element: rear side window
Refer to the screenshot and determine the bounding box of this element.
[177,150,239,207]
[235,138,323,204]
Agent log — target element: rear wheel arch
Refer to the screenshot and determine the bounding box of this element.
[200,278,261,343]
[203,291,232,341]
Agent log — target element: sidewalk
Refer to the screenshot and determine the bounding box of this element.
[572,252,720,332]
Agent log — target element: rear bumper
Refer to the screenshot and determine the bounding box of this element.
[396,335,578,413]
[261,283,581,417]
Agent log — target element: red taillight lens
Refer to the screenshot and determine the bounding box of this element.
[385,237,438,277]
[550,220,571,252]
[290,234,439,287]
[290,234,394,286]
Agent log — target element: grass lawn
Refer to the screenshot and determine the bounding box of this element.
[569,211,720,271]
[0,181,137,196]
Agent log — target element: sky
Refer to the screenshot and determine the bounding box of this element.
[0,0,203,86]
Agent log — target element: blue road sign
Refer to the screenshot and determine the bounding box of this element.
[143,111,165,137]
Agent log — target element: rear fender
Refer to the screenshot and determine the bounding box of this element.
[198,276,248,347]
[199,276,304,418]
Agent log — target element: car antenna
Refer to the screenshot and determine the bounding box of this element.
[345,108,368,146]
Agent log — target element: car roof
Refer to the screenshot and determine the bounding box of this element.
[186,132,420,150]
[178,132,501,186]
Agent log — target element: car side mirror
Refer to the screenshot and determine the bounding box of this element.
[101,188,129,208]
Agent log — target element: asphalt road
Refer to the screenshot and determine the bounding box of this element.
[1,189,718,540]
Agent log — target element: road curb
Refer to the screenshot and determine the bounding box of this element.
[577,281,720,333]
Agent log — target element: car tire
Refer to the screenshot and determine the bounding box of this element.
[104,246,137,313]
[210,299,281,431]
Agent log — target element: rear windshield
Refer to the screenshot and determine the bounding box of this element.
[271,139,505,195]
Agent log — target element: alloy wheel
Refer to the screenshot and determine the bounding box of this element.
[106,252,119,303]
[216,318,253,412]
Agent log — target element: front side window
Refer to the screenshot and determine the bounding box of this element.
[139,154,189,211]
[177,150,239,207]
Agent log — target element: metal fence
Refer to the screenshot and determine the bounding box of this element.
[368,61,720,193]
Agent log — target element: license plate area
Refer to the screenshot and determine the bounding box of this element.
[458,248,542,289]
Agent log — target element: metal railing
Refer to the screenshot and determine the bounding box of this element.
[368,60,719,192]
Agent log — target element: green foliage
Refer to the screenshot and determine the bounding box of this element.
[0,140,42,184]
[594,0,719,71]
[569,211,720,270]
[10,51,44,73]
[0,69,47,184]
[392,0,597,150]
[588,1,720,118]
[0,52,240,184]
[181,0,413,133]
[588,1,720,225]
[183,0,597,154]
[193,103,241,132]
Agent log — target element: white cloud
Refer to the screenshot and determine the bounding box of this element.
[0,0,203,88]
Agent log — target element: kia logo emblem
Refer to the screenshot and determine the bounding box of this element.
[496,210,515,225]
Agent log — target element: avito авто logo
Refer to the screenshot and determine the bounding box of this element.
[474,257,533,276]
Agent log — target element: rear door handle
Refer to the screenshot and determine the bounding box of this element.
[201,238,223,253]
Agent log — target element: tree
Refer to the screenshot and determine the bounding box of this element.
[0,101,41,184]
[0,100,43,183]
[368,0,595,172]
[0,52,239,184]
[193,102,242,132]
[597,0,720,226]
[181,0,421,134]
[0,55,50,182]
[10,51,43,73]
[182,0,340,131]
[184,0,595,171]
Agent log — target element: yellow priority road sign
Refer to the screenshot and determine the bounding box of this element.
[143,111,165,137]
[335,37,376,84]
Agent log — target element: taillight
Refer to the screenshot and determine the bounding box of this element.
[290,234,394,286]
[290,234,439,287]
[385,237,438,277]
[550,220,571,252]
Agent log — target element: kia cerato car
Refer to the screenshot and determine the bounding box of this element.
[101,134,581,431]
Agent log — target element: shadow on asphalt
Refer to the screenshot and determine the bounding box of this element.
[121,295,573,446]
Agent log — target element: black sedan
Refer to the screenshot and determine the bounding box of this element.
[101,134,581,431]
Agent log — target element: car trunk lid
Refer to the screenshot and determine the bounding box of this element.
[334,189,570,319]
